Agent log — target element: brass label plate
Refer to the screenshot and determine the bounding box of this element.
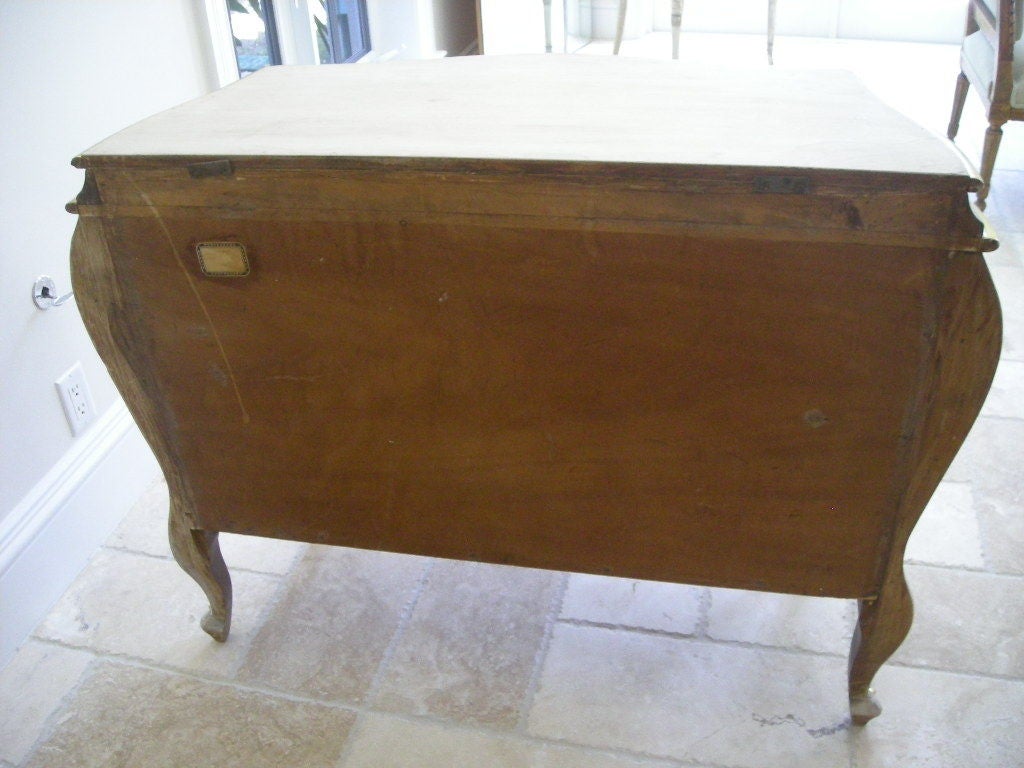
[196,242,250,277]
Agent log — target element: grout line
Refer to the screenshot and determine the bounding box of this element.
[883,660,1024,684]
[974,412,1024,424]
[323,707,724,768]
[11,647,104,768]
[101,542,308,579]
[556,617,848,660]
[906,557,1024,580]
[362,557,434,705]
[221,546,304,680]
[515,570,569,734]
[695,586,712,638]
[973,487,999,574]
[92,652,362,712]
[332,557,436,768]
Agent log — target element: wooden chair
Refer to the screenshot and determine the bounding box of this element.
[948,0,1024,208]
[613,0,778,63]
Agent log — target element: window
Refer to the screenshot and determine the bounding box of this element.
[313,0,372,64]
[221,0,370,80]
[226,0,282,76]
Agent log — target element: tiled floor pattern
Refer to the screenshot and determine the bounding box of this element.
[2,34,1023,768]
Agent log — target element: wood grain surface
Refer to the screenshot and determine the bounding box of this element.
[91,212,972,598]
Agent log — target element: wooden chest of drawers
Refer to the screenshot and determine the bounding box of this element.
[68,55,1001,724]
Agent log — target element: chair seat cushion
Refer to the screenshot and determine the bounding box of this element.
[962,29,1024,108]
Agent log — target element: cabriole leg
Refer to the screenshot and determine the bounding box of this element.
[168,493,233,642]
[847,571,912,725]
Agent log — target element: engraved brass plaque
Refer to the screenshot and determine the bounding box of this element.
[196,242,249,277]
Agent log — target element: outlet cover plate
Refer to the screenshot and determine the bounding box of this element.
[55,362,95,436]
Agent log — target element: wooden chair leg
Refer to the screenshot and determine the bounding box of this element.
[767,0,777,64]
[613,0,627,55]
[947,72,970,140]
[169,492,233,642]
[543,0,553,53]
[848,569,912,725]
[976,119,1005,210]
[671,0,683,60]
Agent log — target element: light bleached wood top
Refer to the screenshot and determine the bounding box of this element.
[80,55,969,177]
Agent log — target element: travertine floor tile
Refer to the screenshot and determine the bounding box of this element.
[983,229,1024,268]
[528,624,852,768]
[904,482,985,569]
[107,480,305,575]
[218,533,307,577]
[34,550,278,677]
[373,560,562,729]
[237,546,426,703]
[560,573,701,634]
[0,641,93,764]
[990,265,1024,361]
[340,713,685,768]
[947,417,1024,574]
[893,565,1024,677]
[106,479,168,554]
[985,171,1024,235]
[850,664,1024,768]
[981,359,1024,418]
[23,662,355,768]
[706,588,854,655]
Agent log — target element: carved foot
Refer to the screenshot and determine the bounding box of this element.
[849,688,882,725]
[168,492,233,642]
[200,611,230,643]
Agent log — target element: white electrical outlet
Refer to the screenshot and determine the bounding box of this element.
[55,362,96,436]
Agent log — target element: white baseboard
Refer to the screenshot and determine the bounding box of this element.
[0,403,160,667]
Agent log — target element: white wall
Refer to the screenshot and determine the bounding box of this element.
[0,0,212,520]
[0,0,215,664]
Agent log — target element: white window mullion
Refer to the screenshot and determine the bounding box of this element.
[200,0,241,86]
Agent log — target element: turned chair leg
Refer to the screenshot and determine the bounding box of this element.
[671,0,683,60]
[168,493,233,642]
[947,72,970,140]
[767,0,777,64]
[543,0,553,53]
[613,0,627,55]
[976,119,1005,211]
[848,569,913,725]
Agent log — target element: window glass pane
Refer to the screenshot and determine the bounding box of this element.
[227,0,281,76]
[314,0,371,63]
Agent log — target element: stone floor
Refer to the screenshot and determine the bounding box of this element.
[2,34,1023,768]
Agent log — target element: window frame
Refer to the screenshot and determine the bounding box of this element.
[201,0,371,88]
[322,0,372,64]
